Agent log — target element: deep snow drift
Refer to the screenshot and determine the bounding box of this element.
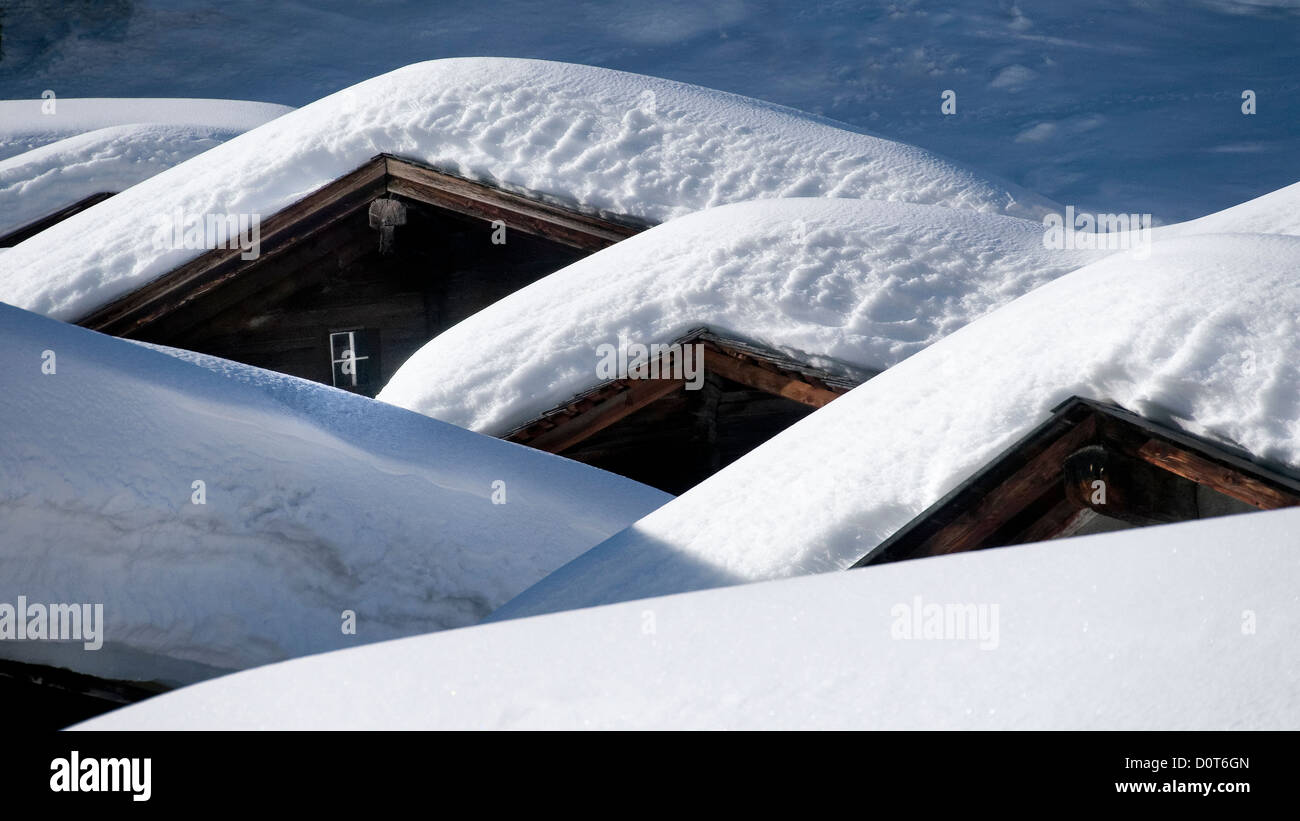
[77,507,1300,730]
[0,58,1056,323]
[490,233,1300,620]
[379,197,1104,434]
[0,304,669,685]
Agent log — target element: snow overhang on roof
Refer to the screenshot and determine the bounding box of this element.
[378,197,1105,434]
[0,100,292,240]
[73,153,648,339]
[0,57,1057,322]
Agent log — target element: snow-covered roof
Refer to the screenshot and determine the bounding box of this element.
[0,58,1056,323]
[0,303,669,685]
[378,197,1103,433]
[77,506,1300,730]
[0,98,291,238]
[1157,179,1300,238]
[0,98,290,161]
[489,232,1300,620]
[1,124,234,238]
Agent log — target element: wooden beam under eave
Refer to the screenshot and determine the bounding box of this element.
[383,157,641,251]
[523,376,685,453]
[1011,498,1098,546]
[919,414,1099,557]
[1136,438,1300,510]
[1064,443,1199,526]
[701,347,841,407]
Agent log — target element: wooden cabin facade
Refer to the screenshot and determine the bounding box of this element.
[75,154,647,395]
[854,396,1300,567]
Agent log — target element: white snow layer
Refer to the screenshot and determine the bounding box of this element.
[490,233,1300,621]
[0,98,291,238]
[378,198,1105,434]
[0,98,291,160]
[0,58,1057,322]
[0,304,669,685]
[0,124,230,238]
[1157,179,1300,238]
[77,507,1300,730]
[380,177,1300,434]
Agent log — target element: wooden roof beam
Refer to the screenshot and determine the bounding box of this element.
[382,155,642,251]
[523,376,685,453]
[700,345,843,407]
[1064,443,1199,526]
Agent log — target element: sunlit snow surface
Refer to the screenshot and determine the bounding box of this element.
[3,1,1296,222]
[78,508,1300,730]
[0,99,291,236]
[0,304,669,684]
[490,233,1300,621]
[379,198,1104,434]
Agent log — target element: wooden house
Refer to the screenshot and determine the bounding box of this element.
[854,396,1300,567]
[73,153,647,396]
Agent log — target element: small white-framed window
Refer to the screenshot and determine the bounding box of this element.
[330,329,379,393]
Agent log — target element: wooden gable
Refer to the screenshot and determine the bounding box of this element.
[505,329,874,493]
[854,396,1300,567]
[74,155,648,395]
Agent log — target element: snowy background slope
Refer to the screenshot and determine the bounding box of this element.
[0,304,669,685]
[1,1,1295,222]
[0,98,291,237]
[78,507,1300,730]
[0,57,1055,324]
[379,197,1104,434]
[491,232,1300,621]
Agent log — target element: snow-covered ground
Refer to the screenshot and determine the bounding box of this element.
[380,197,1103,434]
[77,507,1300,730]
[0,98,291,237]
[0,303,669,685]
[3,1,1296,223]
[0,57,1055,323]
[490,232,1300,621]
